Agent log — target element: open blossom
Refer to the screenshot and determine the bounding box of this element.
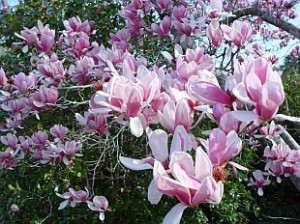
[233,57,285,121]
[16,20,55,53]
[221,20,252,48]
[248,170,270,196]
[207,24,223,47]
[68,56,94,84]
[158,99,193,133]
[56,187,89,210]
[200,128,242,167]
[149,16,172,38]
[1,98,29,119]
[37,53,66,86]
[53,141,82,165]
[13,72,37,94]
[87,196,109,221]
[50,124,69,140]
[1,133,18,149]
[109,29,132,52]
[29,86,58,110]
[90,65,161,137]
[153,148,224,224]
[75,112,107,133]
[63,16,95,35]
[31,131,48,149]
[254,121,280,139]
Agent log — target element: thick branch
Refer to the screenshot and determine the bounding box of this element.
[222,7,300,40]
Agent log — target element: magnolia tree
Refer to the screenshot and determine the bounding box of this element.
[1,0,300,223]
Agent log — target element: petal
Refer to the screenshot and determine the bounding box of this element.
[169,151,194,176]
[175,100,191,130]
[154,162,191,205]
[148,179,163,205]
[208,180,224,204]
[87,201,98,211]
[229,110,259,122]
[190,81,232,105]
[232,83,254,104]
[170,125,192,155]
[119,156,153,171]
[245,72,262,102]
[99,212,105,221]
[163,203,188,224]
[149,129,169,162]
[58,200,68,210]
[130,116,144,137]
[191,177,215,205]
[172,163,201,190]
[195,147,212,180]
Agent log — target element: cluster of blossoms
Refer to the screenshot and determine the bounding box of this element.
[0,124,82,168]
[56,187,109,221]
[1,0,300,222]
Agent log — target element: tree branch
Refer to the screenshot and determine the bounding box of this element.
[221,7,300,40]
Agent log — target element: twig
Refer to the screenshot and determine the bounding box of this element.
[263,214,300,222]
[274,114,300,127]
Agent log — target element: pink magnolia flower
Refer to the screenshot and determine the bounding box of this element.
[109,29,132,52]
[248,170,270,196]
[13,72,37,94]
[32,146,61,164]
[1,98,29,119]
[68,56,94,84]
[50,124,69,140]
[176,57,199,81]
[189,70,233,106]
[0,148,19,168]
[75,112,107,133]
[16,20,55,53]
[201,128,242,167]
[158,99,193,133]
[1,133,18,149]
[173,20,199,45]
[53,141,82,165]
[207,24,223,47]
[31,131,48,149]
[87,196,109,221]
[90,65,161,137]
[172,5,186,23]
[156,0,172,13]
[233,57,285,121]
[209,0,223,29]
[56,187,89,210]
[149,16,172,38]
[29,86,58,110]
[63,17,95,35]
[18,136,31,153]
[59,31,91,58]
[254,121,280,139]
[153,147,224,224]
[221,20,252,48]
[264,142,300,182]
[37,53,66,86]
